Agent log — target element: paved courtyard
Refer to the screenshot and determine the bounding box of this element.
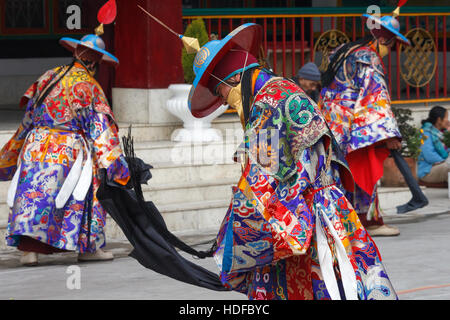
[0,207,449,300]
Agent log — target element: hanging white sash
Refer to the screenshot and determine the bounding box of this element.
[316,207,358,300]
[55,138,93,208]
[7,163,22,208]
[6,128,93,209]
[55,148,84,209]
[72,146,92,201]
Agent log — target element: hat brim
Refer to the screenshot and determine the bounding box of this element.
[59,37,119,66]
[362,14,411,46]
[188,23,262,118]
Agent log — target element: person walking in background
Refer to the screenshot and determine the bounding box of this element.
[318,5,428,237]
[418,106,449,187]
[293,62,321,102]
[0,3,129,266]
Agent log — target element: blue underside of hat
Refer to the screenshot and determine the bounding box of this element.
[362,14,410,44]
[188,23,259,110]
[60,37,119,64]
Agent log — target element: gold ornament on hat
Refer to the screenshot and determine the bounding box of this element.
[137,5,200,54]
[392,0,408,17]
[95,24,104,36]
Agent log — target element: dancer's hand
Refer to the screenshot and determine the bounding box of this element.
[385,138,402,150]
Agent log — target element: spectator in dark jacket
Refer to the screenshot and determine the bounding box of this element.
[293,62,321,102]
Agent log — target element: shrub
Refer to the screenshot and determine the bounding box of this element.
[444,130,450,148]
[392,107,422,160]
[181,18,209,84]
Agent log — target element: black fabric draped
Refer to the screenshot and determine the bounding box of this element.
[96,130,228,291]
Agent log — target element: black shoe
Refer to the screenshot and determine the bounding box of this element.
[396,198,429,214]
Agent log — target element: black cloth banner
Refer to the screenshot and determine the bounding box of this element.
[96,162,228,292]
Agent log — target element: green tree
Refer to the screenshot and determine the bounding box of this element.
[182,18,209,84]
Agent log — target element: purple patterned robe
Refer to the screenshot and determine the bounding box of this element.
[0,62,129,253]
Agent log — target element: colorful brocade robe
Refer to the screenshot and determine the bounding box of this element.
[0,62,129,253]
[214,76,397,300]
[318,46,402,219]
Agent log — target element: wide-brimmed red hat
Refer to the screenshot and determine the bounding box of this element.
[188,23,262,118]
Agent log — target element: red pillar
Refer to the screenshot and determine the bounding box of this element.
[114,0,184,89]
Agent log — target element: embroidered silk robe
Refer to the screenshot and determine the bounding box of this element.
[318,46,402,219]
[214,75,397,300]
[0,62,129,253]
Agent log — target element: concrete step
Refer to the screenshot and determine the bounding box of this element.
[142,179,235,208]
[0,204,7,222]
[120,137,243,190]
[132,139,241,166]
[147,161,240,186]
[117,113,241,142]
[156,199,228,233]
[0,181,7,202]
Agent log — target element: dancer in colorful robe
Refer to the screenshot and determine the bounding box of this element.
[188,23,397,300]
[318,7,428,237]
[0,9,129,266]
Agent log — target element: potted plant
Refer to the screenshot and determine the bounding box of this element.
[165,18,228,142]
[381,107,422,187]
[444,130,450,148]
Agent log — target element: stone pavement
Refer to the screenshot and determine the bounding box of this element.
[0,187,448,269]
[382,187,449,224]
[1,214,450,300]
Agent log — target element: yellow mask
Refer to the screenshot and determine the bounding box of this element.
[370,40,390,59]
[377,43,389,58]
[226,82,246,129]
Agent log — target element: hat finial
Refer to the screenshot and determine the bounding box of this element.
[393,0,408,17]
[95,0,117,36]
[137,5,200,54]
